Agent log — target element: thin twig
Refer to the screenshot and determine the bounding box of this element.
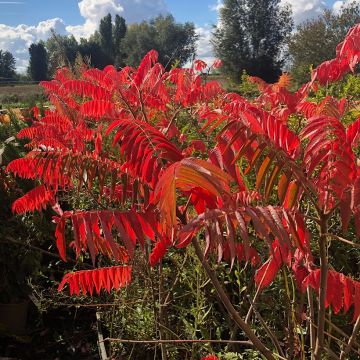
[340,316,360,359]
[314,216,329,360]
[325,346,341,360]
[3,236,92,269]
[307,288,316,360]
[325,317,360,349]
[326,233,360,249]
[308,317,360,356]
[245,259,272,323]
[247,296,285,358]
[191,238,276,360]
[138,89,149,123]
[96,312,108,360]
[163,108,181,136]
[102,338,253,345]
[158,261,167,360]
[163,253,188,306]
[117,86,137,120]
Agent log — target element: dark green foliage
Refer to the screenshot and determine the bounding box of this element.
[99,13,114,60]
[289,2,360,84]
[78,39,113,69]
[28,42,48,81]
[0,50,16,82]
[212,0,293,83]
[122,15,197,70]
[113,15,127,67]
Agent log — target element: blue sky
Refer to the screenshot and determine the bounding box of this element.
[0,0,355,72]
[0,0,219,28]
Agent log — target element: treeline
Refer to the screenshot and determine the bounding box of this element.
[1,1,360,85]
[28,14,197,81]
[213,0,360,84]
[218,0,360,84]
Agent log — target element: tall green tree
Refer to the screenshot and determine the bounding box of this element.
[28,42,48,81]
[288,1,360,84]
[212,0,293,83]
[113,15,127,67]
[99,13,114,60]
[0,50,16,81]
[122,15,197,70]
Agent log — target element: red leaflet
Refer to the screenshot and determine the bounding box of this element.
[12,185,55,214]
[302,270,360,320]
[201,356,219,360]
[255,256,281,290]
[254,240,289,289]
[107,118,183,186]
[190,187,218,214]
[223,242,260,266]
[194,59,207,71]
[283,181,299,209]
[55,210,160,264]
[133,49,158,87]
[80,100,115,119]
[312,24,360,85]
[346,115,360,148]
[58,266,132,295]
[63,80,112,101]
[212,59,223,69]
[83,68,115,91]
[155,159,233,229]
[55,216,67,262]
[191,140,206,152]
[149,238,170,266]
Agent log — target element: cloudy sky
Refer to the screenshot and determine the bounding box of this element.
[0,0,355,72]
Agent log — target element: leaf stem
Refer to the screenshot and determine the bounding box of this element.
[192,237,276,360]
[314,215,329,360]
[339,315,360,359]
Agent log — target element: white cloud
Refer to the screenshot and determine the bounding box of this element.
[67,0,167,40]
[0,18,66,73]
[333,0,360,13]
[195,25,215,65]
[211,1,328,26]
[209,0,223,12]
[280,0,326,25]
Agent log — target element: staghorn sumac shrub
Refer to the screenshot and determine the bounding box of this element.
[7,24,360,359]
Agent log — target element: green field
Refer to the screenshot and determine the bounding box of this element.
[0,83,44,107]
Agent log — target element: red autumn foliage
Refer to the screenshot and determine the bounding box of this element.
[6,22,360,358]
[58,265,132,296]
[201,355,219,360]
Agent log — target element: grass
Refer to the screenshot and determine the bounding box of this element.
[0,83,45,108]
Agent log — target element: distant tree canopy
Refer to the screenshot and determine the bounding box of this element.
[212,0,293,83]
[28,42,49,81]
[43,14,126,77]
[45,34,78,76]
[288,1,360,84]
[122,15,198,70]
[78,39,113,69]
[113,15,127,67]
[0,50,16,81]
[99,14,113,59]
[41,13,196,77]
